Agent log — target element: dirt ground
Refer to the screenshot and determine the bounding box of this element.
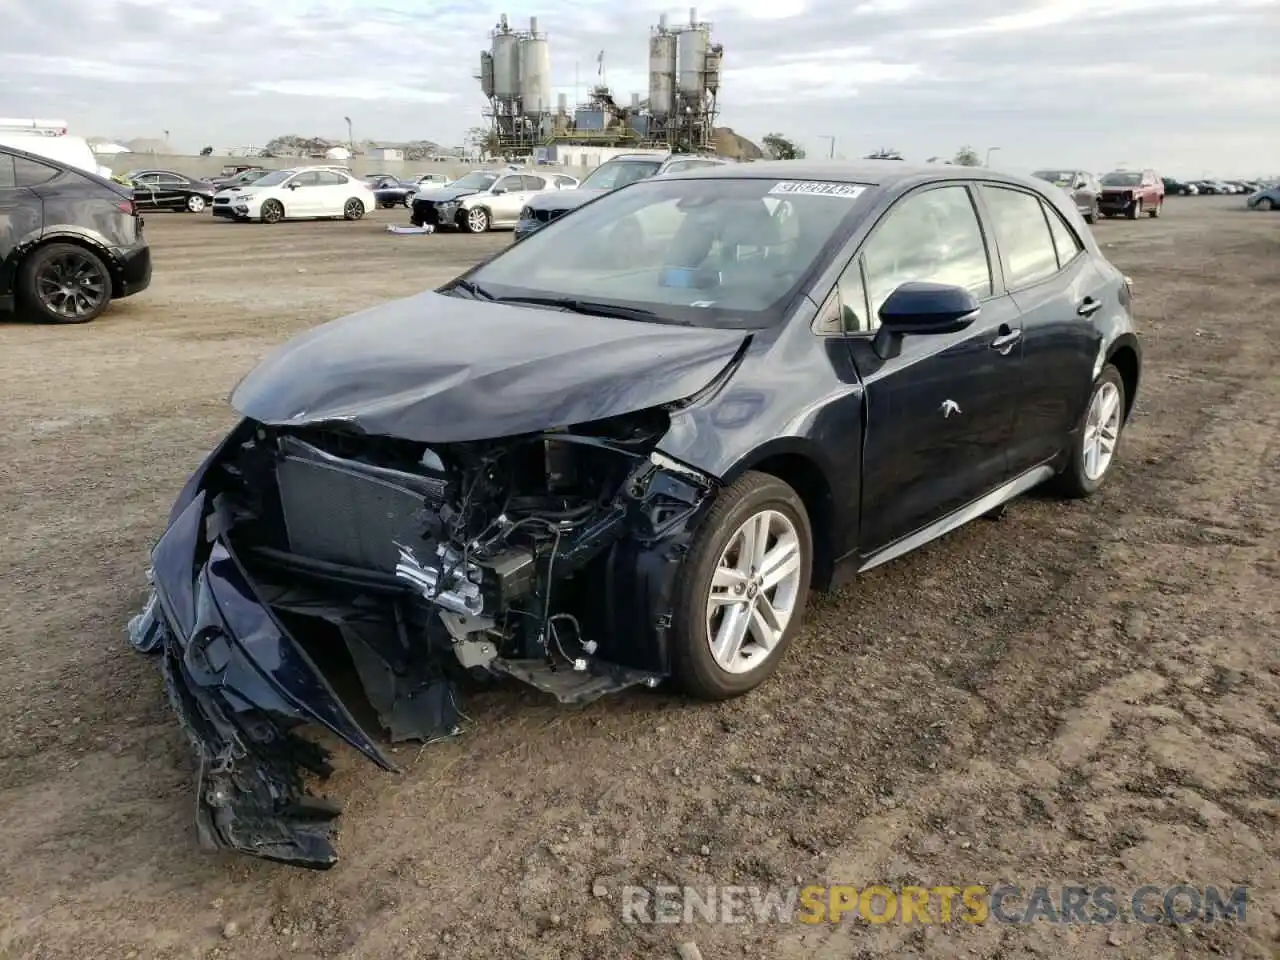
[0,199,1276,960]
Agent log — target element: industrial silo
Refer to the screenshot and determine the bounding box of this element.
[704,44,722,94]
[491,17,521,101]
[677,9,709,98]
[648,14,677,117]
[519,17,552,114]
[479,51,495,99]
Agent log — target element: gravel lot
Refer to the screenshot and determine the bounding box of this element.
[0,199,1276,960]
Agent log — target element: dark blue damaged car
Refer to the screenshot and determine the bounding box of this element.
[130,161,1142,868]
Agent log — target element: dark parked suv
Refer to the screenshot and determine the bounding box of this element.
[0,143,151,323]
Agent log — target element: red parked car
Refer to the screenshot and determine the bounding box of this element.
[1098,169,1164,219]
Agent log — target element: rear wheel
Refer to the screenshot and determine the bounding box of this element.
[1147,200,1161,218]
[1083,203,1098,225]
[260,199,284,224]
[343,198,365,221]
[670,471,812,700]
[186,194,207,213]
[1053,364,1126,499]
[1257,197,1275,211]
[403,191,416,208]
[19,243,112,324]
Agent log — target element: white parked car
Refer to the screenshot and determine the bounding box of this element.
[211,166,377,223]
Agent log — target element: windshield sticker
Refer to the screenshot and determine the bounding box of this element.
[768,181,866,199]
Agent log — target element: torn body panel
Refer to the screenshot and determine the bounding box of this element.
[133,408,715,867]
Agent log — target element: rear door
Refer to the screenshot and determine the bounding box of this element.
[977,184,1103,472]
[0,150,43,289]
[838,182,1022,554]
[314,171,352,214]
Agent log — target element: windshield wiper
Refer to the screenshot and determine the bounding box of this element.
[490,295,687,324]
[447,278,495,300]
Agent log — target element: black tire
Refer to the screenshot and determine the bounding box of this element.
[186,194,207,213]
[1127,198,1142,220]
[403,192,416,208]
[670,471,813,700]
[343,198,365,221]
[260,199,284,224]
[1148,200,1161,218]
[1053,364,1127,499]
[1083,205,1097,225]
[18,242,112,324]
[1257,198,1275,211]
[462,206,490,233]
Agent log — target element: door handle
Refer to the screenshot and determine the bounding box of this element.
[990,325,1022,355]
[1077,297,1102,317]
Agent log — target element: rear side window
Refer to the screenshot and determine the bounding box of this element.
[981,186,1060,288]
[1043,202,1084,267]
[15,157,59,186]
[522,175,546,190]
[0,153,15,188]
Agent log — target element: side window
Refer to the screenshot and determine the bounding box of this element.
[157,174,185,185]
[663,161,693,174]
[554,175,575,188]
[836,260,872,333]
[1042,202,1083,268]
[290,172,320,187]
[135,173,161,183]
[316,171,347,186]
[495,176,523,192]
[0,153,16,189]
[981,186,1060,288]
[14,157,59,187]
[861,184,993,322]
[522,175,546,190]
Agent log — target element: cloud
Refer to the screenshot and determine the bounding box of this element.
[1,0,1275,174]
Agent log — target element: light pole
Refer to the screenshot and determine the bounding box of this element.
[816,134,835,159]
[985,145,1000,166]
[344,116,353,155]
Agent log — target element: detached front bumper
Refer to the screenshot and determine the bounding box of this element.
[1098,192,1137,215]
[130,490,394,868]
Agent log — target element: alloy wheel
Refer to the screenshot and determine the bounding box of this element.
[344,199,364,220]
[1082,381,1122,481]
[35,250,109,321]
[467,208,489,232]
[187,195,206,212]
[705,509,803,675]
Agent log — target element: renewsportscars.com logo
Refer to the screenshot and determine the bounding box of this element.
[620,884,1249,926]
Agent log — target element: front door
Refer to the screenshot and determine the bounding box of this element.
[486,174,527,226]
[0,151,42,277]
[131,172,163,209]
[838,182,1021,554]
[283,171,323,216]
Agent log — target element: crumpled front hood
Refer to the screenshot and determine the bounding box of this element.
[415,186,480,203]
[525,188,605,213]
[231,291,748,442]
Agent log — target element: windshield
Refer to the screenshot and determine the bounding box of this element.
[462,176,869,328]
[1102,172,1142,186]
[1033,170,1077,184]
[450,172,499,190]
[580,160,663,191]
[249,170,294,187]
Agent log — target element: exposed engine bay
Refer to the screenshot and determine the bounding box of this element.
[203,409,715,742]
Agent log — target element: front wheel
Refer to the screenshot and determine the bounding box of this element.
[463,207,490,233]
[1256,198,1275,211]
[1053,364,1127,499]
[670,471,813,700]
[1127,198,1142,220]
[18,243,112,323]
[260,199,284,224]
[1083,204,1098,225]
[403,192,416,208]
[343,198,365,221]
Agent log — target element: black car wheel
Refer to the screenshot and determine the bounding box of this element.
[19,243,112,324]
[1083,203,1098,225]
[1147,200,1161,218]
[260,199,284,224]
[1053,364,1127,499]
[186,194,207,213]
[343,198,365,221]
[1127,198,1142,220]
[403,192,416,208]
[1255,198,1274,211]
[669,471,813,700]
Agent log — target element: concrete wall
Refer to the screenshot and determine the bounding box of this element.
[97,152,598,180]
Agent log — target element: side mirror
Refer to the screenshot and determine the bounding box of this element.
[873,282,979,358]
[492,187,506,195]
[287,182,300,189]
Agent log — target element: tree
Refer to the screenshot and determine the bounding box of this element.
[953,145,981,166]
[466,126,500,158]
[762,133,805,160]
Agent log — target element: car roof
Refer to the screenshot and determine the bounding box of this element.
[660,159,1062,194]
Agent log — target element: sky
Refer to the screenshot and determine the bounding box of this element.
[3,0,1277,176]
